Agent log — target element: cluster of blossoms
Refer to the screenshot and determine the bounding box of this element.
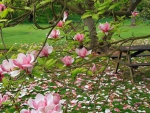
[0,42,54,81]
[57,11,68,27]
[0,53,35,80]
[20,93,63,113]
[48,11,68,39]
[61,47,92,66]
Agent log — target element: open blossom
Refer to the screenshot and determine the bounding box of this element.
[0,4,6,11]
[73,33,84,42]
[13,53,34,70]
[61,56,74,66]
[1,59,15,73]
[57,20,64,27]
[98,22,112,35]
[48,29,60,39]
[27,93,63,113]
[57,11,68,27]
[63,11,68,22]
[0,59,20,77]
[39,43,53,57]
[0,94,8,106]
[76,47,92,58]
[132,11,139,17]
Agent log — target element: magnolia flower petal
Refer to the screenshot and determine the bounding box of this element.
[86,50,92,56]
[47,46,53,54]
[28,98,34,108]
[9,70,20,78]
[35,94,45,103]
[20,109,31,113]
[17,53,26,63]
[63,11,68,22]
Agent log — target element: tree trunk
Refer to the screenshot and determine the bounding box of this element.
[131,17,136,26]
[84,17,99,51]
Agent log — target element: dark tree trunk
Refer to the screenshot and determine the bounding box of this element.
[131,17,136,26]
[84,17,99,51]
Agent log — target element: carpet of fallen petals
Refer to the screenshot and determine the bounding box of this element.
[0,61,150,112]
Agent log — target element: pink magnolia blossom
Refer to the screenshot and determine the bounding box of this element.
[1,59,14,72]
[48,29,60,39]
[0,59,20,77]
[0,4,6,11]
[132,11,139,17]
[63,11,68,22]
[0,94,8,106]
[61,56,74,66]
[98,22,112,35]
[75,47,92,58]
[39,43,53,57]
[73,33,84,42]
[57,21,64,27]
[13,53,34,70]
[27,93,63,113]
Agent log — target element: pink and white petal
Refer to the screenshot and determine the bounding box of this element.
[28,98,34,108]
[44,103,55,112]
[12,60,20,67]
[63,12,68,22]
[53,104,62,112]
[9,70,20,78]
[75,48,79,54]
[2,59,14,71]
[17,53,26,63]
[2,95,8,101]
[22,64,33,68]
[29,54,35,63]
[99,24,105,31]
[37,100,47,109]
[48,46,53,54]
[105,22,110,29]
[45,93,53,104]
[35,94,45,103]
[20,109,31,113]
[31,109,39,113]
[71,58,74,63]
[56,30,60,35]
[86,50,92,55]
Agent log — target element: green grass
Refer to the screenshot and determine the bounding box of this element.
[1,23,50,48]
[113,20,150,40]
[1,19,150,49]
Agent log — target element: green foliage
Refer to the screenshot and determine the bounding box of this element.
[2,77,9,88]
